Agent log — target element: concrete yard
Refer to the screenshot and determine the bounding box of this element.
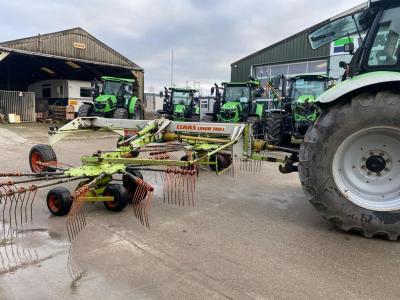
[0,122,399,300]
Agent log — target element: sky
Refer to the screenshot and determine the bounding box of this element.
[0,0,365,93]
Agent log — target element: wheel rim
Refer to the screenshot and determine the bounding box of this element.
[332,126,400,211]
[48,194,61,213]
[30,151,44,173]
[104,191,117,208]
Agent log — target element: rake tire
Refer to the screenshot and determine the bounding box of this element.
[123,168,144,201]
[29,144,57,173]
[103,184,129,212]
[46,187,72,216]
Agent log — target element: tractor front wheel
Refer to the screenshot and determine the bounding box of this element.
[113,108,129,119]
[103,184,129,212]
[299,91,400,240]
[29,144,57,173]
[265,113,291,145]
[46,187,72,216]
[77,104,93,117]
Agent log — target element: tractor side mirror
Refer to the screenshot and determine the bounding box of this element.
[159,91,164,97]
[211,87,215,95]
[344,42,355,55]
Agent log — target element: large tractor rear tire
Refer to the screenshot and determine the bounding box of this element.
[77,104,93,117]
[265,113,291,145]
[113,108,129,119]
[299,91,400,240]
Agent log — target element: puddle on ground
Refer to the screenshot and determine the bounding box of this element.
[0,224,68,275]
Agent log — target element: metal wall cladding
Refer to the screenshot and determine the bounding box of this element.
[0,28,140,69]
[0,90,36,122]
[231,31,330,81]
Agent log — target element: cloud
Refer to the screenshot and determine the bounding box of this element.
[0,0,365,93]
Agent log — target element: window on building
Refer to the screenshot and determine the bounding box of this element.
[270,64,289,77]
[308,60,328,73]
[80,87,92,98]
[288,62,308,75]
[42,85,51,98]
[254,60,327,80]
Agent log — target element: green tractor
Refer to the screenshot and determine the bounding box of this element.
[204,79,266,138]
[78,76,143,119]
[265,74,329,145]
[158,87,200,121]
[299,0,400,239]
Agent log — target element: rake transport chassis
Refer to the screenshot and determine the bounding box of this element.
[0,117,298,242]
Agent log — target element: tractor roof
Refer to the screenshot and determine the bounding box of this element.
[222,80,260,87]
[170,87,198,92]
[101,76,136,83]
[288,74,328,81]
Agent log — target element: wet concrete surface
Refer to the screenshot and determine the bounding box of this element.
[0,123,400,299]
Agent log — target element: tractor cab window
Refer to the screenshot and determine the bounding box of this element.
[172,91,191,105]
[308,11,370,49]
[368,7,400,66]
[103,81,123,96]
[289,79,326,100]
[224,86,249,103]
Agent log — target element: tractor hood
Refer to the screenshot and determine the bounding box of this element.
[221,101,240,110]
[96,94,115,102]
[296,95,315,104]
[174,104,186,114]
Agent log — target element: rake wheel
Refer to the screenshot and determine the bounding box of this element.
[29,144,57,173]
[103,184,129,212]
[46,187,72,216]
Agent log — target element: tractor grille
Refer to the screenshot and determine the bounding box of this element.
[221,110,235,120]
[95,103,106,111]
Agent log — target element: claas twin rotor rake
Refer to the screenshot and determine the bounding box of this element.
[0,117,297,242]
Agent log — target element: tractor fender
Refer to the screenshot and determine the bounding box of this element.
[128,96,139,114]
[255,103,265,119]
[317,71,400,104]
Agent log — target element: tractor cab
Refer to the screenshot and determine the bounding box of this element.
[159,87,200,121]
[78,76,141,119]
[285,74,329,128]
[308,0,400,78]
[93,77,136,114]
[217,80,263,123]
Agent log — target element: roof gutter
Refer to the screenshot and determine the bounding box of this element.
[0,46,143,71]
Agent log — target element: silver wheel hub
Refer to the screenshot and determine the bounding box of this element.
[332,127,400,211]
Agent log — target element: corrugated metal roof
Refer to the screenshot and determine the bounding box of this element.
[0,27,142,70]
